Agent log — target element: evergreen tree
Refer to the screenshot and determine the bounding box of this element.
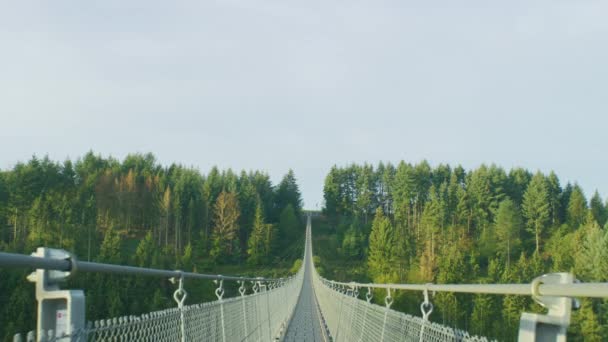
[134,232,155,267]
[471,294,494,336]
[494,199,522,269]
[546,172,563,226]
[506,168,531,206]
[419,188,444,279]
[323,166,341,218]
[367,207,397,283]
[341,222,364,259]
[278,204,299,244]
[355,164,375,223]
[522,172,550,255]
[264,223,278,259]
[99,225,122,263]
[589,191,606,227]
[210,191,240,261]
[247,202,266,265]
[574,216,608,281]
[571,299,602,341]
[274,170,303,220]
[567,185,587,229]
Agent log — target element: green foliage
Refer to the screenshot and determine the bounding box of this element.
[574,218,608,281]
[274,170,303,221]
[247,201,274,265]
[290,259,302,274]
[321,161,604,339]
[210,191,240,262]
[341,225,365,259]
[367,207,397,283]
[571,299,602,341]
[0,152,304,339]
[99,225,122,263]
[279,204,299,244]
[522,172,550,254]
[470,294,494,336]
[567,185,588,229]
[494,199,522,269]
[589,190,606,227]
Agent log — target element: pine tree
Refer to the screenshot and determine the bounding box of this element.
[274,169,303,220]
[264,223,278,258]
[589,191,606,227]
[571,299,602,341]
[278,204,299,244]
[162,186,171,247]
[356,164,375,223]
[323,166,342,218]
[495,199,522,269]
[506,168,531,206]
[502,294,526,339]
[567,185,587,229]
[367,207,397,283]
[574,216,608,281]
[99,224,122,263]
[522,172,550,255]
[471,294,493,336]
[210,191,240,261]
[134,232,155,267]
[341,223,364,259]
[419,189,444,278]
[247,202,266,265]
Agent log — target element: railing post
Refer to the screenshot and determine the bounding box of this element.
[27,247,85,341]
[518,273,578,342]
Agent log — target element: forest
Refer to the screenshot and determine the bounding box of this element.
[0,152,304,341]
[314,161,607,341]
[1,155,607,341]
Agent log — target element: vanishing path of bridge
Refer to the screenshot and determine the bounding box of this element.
[3,215,608,341]
[283,219,326,341]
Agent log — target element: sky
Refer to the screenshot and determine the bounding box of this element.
[1,0,607,208]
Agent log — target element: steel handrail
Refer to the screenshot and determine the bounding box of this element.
[0,251,285,282]
[320,277,608,298]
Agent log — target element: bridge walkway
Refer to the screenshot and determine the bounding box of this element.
[283,218,327,342]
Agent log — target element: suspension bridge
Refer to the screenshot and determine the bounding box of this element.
[2,216,608,341]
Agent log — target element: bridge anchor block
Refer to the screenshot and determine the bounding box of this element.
[518,272,578,342]
[27,248,85,341]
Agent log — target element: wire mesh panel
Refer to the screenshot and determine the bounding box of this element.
[16,269,304,342]
[312,275,491,342]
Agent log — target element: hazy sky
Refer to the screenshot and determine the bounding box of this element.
[1,1,607,208]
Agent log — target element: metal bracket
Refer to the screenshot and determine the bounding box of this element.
[518,273,577,342]
[26,248,85,341]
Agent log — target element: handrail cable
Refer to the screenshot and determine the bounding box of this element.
[321,278,608,299]
[0,251,283,282]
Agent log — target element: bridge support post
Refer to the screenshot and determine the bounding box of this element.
[518,273,578,342]
[27,248,85,341]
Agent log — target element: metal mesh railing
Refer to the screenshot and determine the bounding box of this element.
[312,274,490,342]
[16,270,304,342]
